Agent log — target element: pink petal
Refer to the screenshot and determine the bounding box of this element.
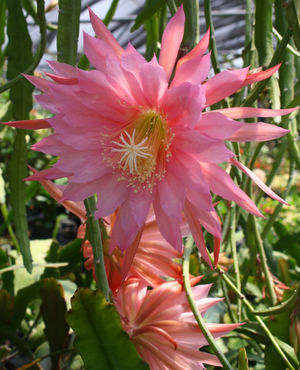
[83,32,118,72]
[1,119,51,130]
[47,60,77,77]
[120,197,139,240]
[200,162,263,217]
[229,158,288,204]
[159,5,185,82]
[45,72,78,85]
[171,126,219,153]
[121,229,143,284]
[167,149,210,194]
[25,167,71,181]
[140,55,168,107]
[60,179,99,202]
[157,170,186,220]
[205,67,249,107]
[212,106,299,119]
[171,53,211,88]
[196,111,243,139]
[226,122,290,142]
[176,28,210,71]
[194,141,235,163]
[121,42,147,76]
[71,156,113,183]
[130,187,156,228]
[35,93,60,114]
[88,7,123,58]
[242,64,281,87]
[186,188,214,212]
[94,172,131,218]
[27,166,86,220]
[183,200,212,267]
[24,74,54,93]
[186,200,222,239]
[153,193,183,252]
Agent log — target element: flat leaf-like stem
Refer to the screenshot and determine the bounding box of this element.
[65,288,150,370]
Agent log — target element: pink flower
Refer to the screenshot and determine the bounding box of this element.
[28,166,188,291]
[114,276,242,369]
[6,6,295,266]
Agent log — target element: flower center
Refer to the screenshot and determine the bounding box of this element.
[102,109,174,193]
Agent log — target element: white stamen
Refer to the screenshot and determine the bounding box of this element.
[111,129,152,173]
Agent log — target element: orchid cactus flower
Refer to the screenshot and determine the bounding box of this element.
[114,276,242,369]
[5,6,296,266]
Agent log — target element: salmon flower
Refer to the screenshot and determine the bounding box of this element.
[5,6,295,266]
[28,166,188,291]
[114,276,242,369]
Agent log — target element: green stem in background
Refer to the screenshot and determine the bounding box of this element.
[183,236,234,370]
[252,283,300,316]
[182,0,199,49]
[0,203,19,251]
[0,0,47,94]
[249,212,277,306]
[207,253,296,370]
[204,0,220,74]
[229,204,242,322]
[272,27,300,57]
[221,279,237,323]
[242,27,293,108]
[255,138,285,204]
[261,160,295,241]
[166,0,177,16]
[84,196,110,303]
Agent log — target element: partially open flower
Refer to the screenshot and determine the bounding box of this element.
[6,6,295,266]
[114,276,242,369]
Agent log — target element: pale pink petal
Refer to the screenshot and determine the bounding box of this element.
[171,53,211,88]
[71,156,113,183]
[157,170,186,220]
[242,64,281,87]
[27,166,86,220]
[45,72,78,85]
[194,141,235,163]
[121,42,147,76]
[120,197,139,240]
[83,32,119,72]
[32,134,65,156]
[186,188,214,212]
[2,119,51,130]
[35,93,60,114]
[171,126,219,153]
[94,172,131,218]
[205,67,249,107]
[24,74,54,93]
[176,28,210,71]
[200,162,263,217]
[47,60,77,77]
[25,167,71,181]
[183,200,213,267]
[159,5,185,82]
[77,67,107,93]
[212,106,299,119]
[60,179,99,202]
[140,55,168,106]
[186,200,222,239]
[167,149,210,194]
[88,7,123,58]
[226,122,290,142]
[195,111,243,139]
[153,193,183,252]
[121,228,143,284]
[229,158,288,204]
[130,187,156,228]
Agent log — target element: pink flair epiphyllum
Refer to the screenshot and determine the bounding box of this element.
[28,165,188,291]
[5,6,296,266]
[114,276,242,369]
